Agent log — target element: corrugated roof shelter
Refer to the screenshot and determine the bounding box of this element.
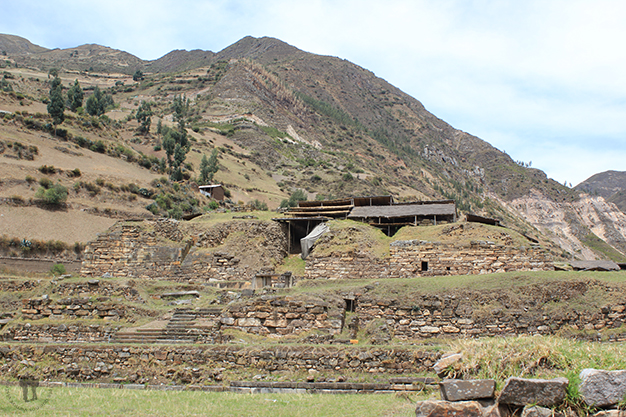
[348,200,456,235]
[287,196,394,219]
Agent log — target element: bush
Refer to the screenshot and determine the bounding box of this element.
[249,199,268,211]
[39,177,53,188]
[90,140,106,153]
[67,168,81,178]
[50,263,66,276]
[82,182,101,196]
[208,200,219,210]
[38,165,57,174]
[35,184,68,205]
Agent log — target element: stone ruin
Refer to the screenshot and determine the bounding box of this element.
[79,218,553,286]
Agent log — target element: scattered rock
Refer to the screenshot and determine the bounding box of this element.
[433,353,463,377]
[521,405,557,417]
[439,379,496,401]
[579,368,626,407]
[415,400,483,417]
[498,377,568,407]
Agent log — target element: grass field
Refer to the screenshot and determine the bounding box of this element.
[0,386,425,417]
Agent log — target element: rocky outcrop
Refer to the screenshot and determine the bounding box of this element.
[504,190,626,260]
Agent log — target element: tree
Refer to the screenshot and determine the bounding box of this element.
[199,149,219,184]
[85,85,114,116]
[66,79,83,112]
[133,70,144,81]
[161,126,189,180]
[172,95,189,130]
[280,189,308,208]
[47,76,65,132]
[136,101,152,134]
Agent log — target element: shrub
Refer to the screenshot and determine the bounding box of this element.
[35,184,68,205]
[38,177,53,188]
[38,165,56,174]
[208,200,219,210]
[249,199,268,211]
[50,263,66,276]
[83,182,101,196]
[9,195,24,204]
[25,175,36,184]
[67,168,81,178]
[90,140,106,153]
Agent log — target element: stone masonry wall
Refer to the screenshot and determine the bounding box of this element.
[389,240,552,277]
[0,344,441,381]
[356,295,626,341]
[20,298,126,321]
[219,295,345,336]
[305,253,390,280]
[305,241,551,280]
[80,219,286,283]
[4,323,118,343]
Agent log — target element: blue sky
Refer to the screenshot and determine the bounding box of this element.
[3,0,625,185]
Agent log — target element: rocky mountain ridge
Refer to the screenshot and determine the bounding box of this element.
[0,33,623,261]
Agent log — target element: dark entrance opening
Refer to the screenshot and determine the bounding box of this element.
[345,298,356,312]
[274,218,327,255]
[421,261,429,272]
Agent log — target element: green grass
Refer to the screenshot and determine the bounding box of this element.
[581,232,626,262]
[448,336,626,386]
[290,270,626,298]
[188,211,278,226]
[0,386,424,417]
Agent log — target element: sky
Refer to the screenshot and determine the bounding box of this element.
[3,0,625,185]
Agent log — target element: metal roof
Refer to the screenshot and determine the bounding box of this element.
[298,195,393,208]
[348,202,456,219]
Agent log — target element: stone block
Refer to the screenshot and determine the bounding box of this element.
[579,368,626,407]
[521,406,559,417]
[238,318,261,327]
[264,319,288,328]
[420,326,440,333]
[439,379,495,401]
[498,377,568,407]
[415,400,483,417]
[433,353,463,376]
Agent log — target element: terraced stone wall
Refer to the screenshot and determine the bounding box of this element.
[305,241,551,280]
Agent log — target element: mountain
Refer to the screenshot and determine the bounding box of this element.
[0,33,625,262]
[576,170,626,213]
[0,34,49,55]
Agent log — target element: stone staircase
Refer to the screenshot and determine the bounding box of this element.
[112,308,222,344]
